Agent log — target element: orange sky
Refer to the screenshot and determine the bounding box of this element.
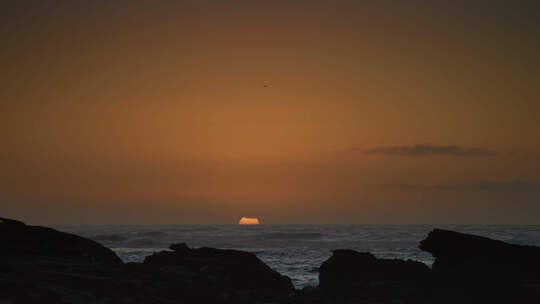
[1,0,539,224]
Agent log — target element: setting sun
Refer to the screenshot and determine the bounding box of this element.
[238,217,260,225]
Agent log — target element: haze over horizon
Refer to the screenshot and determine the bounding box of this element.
[1,0,539,225]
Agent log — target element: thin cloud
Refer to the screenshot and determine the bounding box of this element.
[386,181,540,193]
[365,144,497,157]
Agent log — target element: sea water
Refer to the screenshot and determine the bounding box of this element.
[57,225,540,288]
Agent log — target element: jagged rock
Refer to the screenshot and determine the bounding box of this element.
[0,218,125,303]
[419,229,540,303]
[144,243,295,295]
[4,217,540,304]
[0,217,122,265]
[319,249,430,302]
[420,229,540,282]
[0,218,292,304]
[169,242,189,252]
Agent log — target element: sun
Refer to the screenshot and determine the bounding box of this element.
[238,216,260,225]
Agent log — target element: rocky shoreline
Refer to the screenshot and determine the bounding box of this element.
[1,217,539,303]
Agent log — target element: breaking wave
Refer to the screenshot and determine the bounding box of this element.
[258,232,325,240]
[91,234,128,242]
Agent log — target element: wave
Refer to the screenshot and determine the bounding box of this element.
[509,233,540,246]
[259,232,325,240]
[136,231,165,237]
[90,234,128,242]
[90,231,165,245]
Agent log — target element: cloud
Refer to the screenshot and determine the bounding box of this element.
[386,181,540,193]
[365,144,497,157]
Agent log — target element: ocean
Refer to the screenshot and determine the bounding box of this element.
[57,225,540,288]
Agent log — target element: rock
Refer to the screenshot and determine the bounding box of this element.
[144,243,295,295]
[420,229,540,282]
[319,249,430,303]
[6,217,540,304]
[0,218,294,303]
[0,217,122,265]
[169,242,189,252]
[419,229,540,303]
[292,286,328,304]
[0,218,126,303]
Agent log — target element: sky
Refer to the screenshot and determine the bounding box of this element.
[1,0,539,225]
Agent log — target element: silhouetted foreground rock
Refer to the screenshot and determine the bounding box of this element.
[0,217,122,265]
[2,218,540,304]
[144,243,294,294]
[420,229,540,303]
[313,230,540,304]
[420,228,540,281]
[319,250,430,303]
[0,218,293,303]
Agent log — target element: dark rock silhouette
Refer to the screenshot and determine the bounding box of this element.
[0,217,122,265]
[0,218,293,303]
[144,242,294,294]
[319,249,430,303]
[1,218,125,303]
[420,228,540,281]
[420,229,540,303]
[2,218,540,304]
